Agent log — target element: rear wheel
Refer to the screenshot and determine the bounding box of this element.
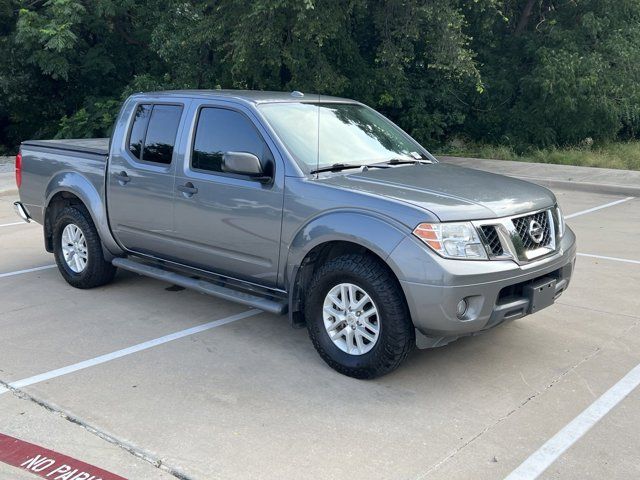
[53,206,116,289]
[305,254,414,379]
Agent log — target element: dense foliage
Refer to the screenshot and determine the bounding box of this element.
[1,0,640,155]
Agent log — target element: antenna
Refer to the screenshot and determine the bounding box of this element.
[316,90,321,179]
[315,40,322,178]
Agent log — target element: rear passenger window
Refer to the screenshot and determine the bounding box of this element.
[192,108,271,173]
[128,104,183,165]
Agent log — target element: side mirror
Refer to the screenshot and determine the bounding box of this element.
[222,152,270,182]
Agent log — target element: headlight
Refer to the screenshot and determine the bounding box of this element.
[556,205,565,238]
[413,222,488,260]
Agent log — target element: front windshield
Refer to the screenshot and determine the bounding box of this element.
[258,102,433,171]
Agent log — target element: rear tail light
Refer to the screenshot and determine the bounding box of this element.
[15,151,22,188]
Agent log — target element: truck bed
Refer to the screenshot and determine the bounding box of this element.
[18,138,110,225]
[22,138,109,156]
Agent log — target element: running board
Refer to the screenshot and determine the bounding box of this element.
[112,257,287,315]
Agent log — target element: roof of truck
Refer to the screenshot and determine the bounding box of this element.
[132,89,356,104]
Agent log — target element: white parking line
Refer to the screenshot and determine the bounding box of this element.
[0,221,29,228]
[0,265,56,278]
[577,253,640,265]
[565,197,634,219]
[0,309,261,396]
[504,362,640,480]
[502,195,639,478]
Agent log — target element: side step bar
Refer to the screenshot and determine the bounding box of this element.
[112,258,287,315]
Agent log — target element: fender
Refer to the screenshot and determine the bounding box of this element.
[284,209,411,324]
[44,171,124,257]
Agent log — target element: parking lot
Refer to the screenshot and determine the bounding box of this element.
[1,184,638,479]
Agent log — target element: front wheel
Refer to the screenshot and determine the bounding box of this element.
[305,254,414,379]
[53,206,116,289]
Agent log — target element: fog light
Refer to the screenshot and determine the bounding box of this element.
[456,299,468,319]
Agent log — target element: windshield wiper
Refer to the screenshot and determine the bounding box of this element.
[311,158,433,175]
[381,158,434,166]
[310,163,366,174]
[359,158,435,169]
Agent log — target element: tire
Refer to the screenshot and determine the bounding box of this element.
[52,205,116,289]
[305,254,414,379]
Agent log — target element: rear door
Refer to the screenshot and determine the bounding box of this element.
[171,102,285,287]
[107,101,187,256]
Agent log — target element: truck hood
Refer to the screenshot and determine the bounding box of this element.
[318,163,556,221]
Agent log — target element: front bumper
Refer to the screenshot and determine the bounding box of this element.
[388,226,576,348]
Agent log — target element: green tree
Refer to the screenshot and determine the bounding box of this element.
[0,0,164,152]
[2,0,640,154]
[460,0,640,148]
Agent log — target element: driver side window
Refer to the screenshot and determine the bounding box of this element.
[192,107,272,174]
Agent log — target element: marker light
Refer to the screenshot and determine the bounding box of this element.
[556,206,565,238]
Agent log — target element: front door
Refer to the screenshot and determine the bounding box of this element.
[107,101,186,256]
[171,105,284,287]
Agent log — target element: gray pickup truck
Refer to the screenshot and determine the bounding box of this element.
[14,90,576,378]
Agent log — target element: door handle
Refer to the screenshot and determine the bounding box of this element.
[177,182,198,196]
[114,171,130,184]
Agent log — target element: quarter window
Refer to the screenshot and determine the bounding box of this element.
[128,104,151,160]
[128,104,183,165]
[192,108,271,173]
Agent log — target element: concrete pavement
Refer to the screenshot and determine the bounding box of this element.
[1,160,639,479]
[0,391,175,479]
[0,157,15,196]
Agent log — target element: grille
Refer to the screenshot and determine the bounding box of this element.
[480,225,504,256]
[512,210,552,250]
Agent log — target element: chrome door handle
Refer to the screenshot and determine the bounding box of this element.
[114,171,130,184]
[177,182,198,196]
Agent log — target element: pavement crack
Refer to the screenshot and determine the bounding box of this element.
[0,379,195,480]
[414,344,603,480]
[416,315,640,479]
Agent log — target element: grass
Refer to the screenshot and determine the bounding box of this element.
[435,140,640,171]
